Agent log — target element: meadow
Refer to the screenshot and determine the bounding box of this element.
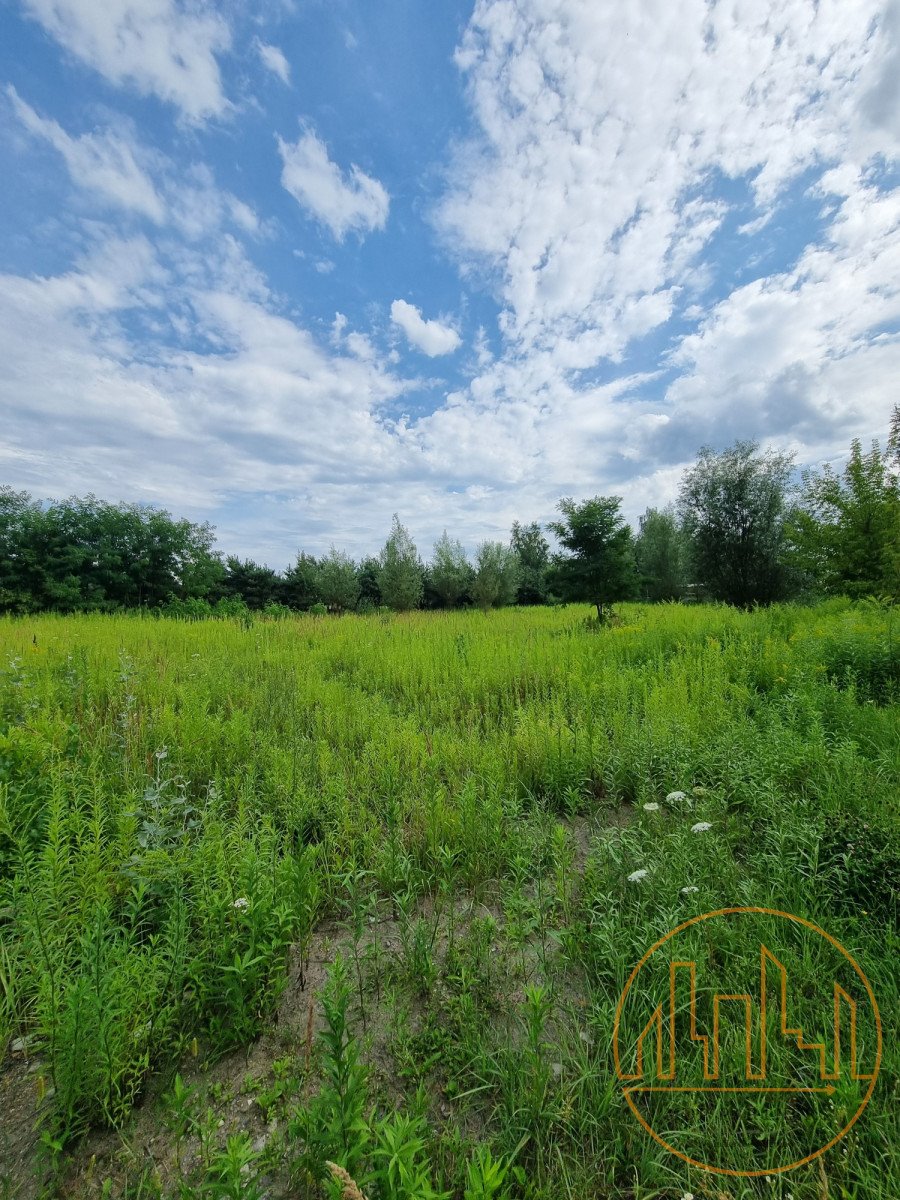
[0,601,897,1200]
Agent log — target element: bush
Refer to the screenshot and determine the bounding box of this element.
[262,602,293,620]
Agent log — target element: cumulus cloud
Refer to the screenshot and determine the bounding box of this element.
[256,40,290,85]
[423,0,900,522]
[3,0,898,562]
[277,125,389,240]
[6,86,165,221]
[436,0,891,361]
[21,0,231,121]
[391,299,461,356]
[0,231,419,557]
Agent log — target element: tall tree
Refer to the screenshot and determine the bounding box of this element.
[220,557,280,610]
[548,496,636,621]
[377,515,423,611]
[0,490,221,612]
[510,520,550,604]
[679,441,796,607]
[634,506,687,601]
[316,547,359,612]
[0,487,44,612]
[280,553,320,610]
[471,541,518,609]
[429,531,472,608]
[792,436,900,599]
[356,556,383,609]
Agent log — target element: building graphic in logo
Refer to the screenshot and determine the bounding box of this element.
[613,907,881,1176]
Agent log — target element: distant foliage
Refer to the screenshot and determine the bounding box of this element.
[634,506,687,601]
[377,515,424,612]
[281,552,320,611]
[678,441,796,607]
[317,547,360,613]
[510,520,551,605]
[3,412,899,615]
[471,541,518,609]
[548,495,637,621]
[429,531,473,608]
[791,430,900,601]
[0,488,220,613]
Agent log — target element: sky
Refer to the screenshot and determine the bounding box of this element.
[0,0,898,567]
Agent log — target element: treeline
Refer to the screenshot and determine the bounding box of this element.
[2,415,897,617]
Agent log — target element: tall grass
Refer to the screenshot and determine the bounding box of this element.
[0,600,897,1197]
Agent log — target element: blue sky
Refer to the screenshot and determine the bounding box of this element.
[0,0,898,566]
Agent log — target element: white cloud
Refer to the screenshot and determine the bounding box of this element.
[0,227,427,561]
[3,0,898,563]
[277,125,389,240]
[256,40,290,85]
[6,86,165,221]
[21,0,231,121]
[436,0,891,363]
[8,88,260,240]
[391,299,461,356]
[416,0,900,529]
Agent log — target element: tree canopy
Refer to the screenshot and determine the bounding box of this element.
[678,441,795,607]
[377,516,424,611]
[548,496,636,621]
[3,417,898,616]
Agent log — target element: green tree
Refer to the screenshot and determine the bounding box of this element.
[220,557,281,610]
[510,520,550,604]
[0,487,44,612]
[470,541,519,610]
[356,556,383,609]
[0,490,221,612]
[377,516,423,611]
[634,506,687,601]
[679,441,796,607]
[316,547,360,613]
[429,532,472,608]
[280,553,320,610]
[548,496,636,621]
[792,435,900,599]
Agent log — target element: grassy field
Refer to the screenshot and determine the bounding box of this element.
[0,601,897,1200]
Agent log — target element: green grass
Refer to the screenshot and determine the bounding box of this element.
[0,600,897,1199]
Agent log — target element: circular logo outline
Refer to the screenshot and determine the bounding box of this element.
[612,906,882,1177]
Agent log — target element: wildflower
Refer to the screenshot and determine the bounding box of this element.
[691,822,712,833]
[155,747,168,761]
[642,802,660,812]
[692,785,707,797]
[627,869,648,883]
[232,897,250,910]
[681,886,699,894]
[681,1193,695,1200]
[666,790,687,805]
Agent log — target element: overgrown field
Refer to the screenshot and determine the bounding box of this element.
[0,601,897,1200]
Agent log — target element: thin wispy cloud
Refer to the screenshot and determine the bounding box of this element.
[256,39,290,85]
[6,85,165,221]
